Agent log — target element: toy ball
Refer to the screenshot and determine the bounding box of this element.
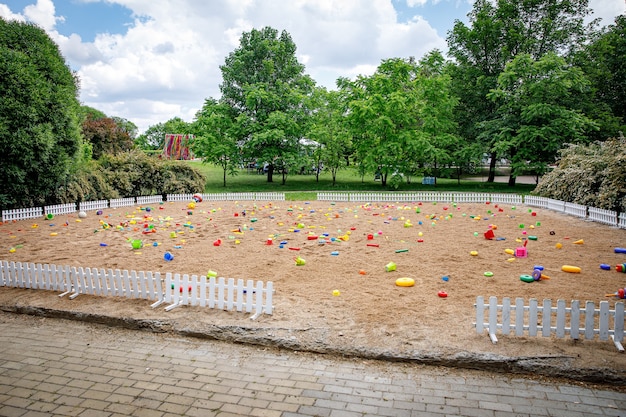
[96,210,103,215]
[131,239,143,250]
[78,211,87,219]
[619,288,625,299]
[193,193,203,203]
[187,202,196,210]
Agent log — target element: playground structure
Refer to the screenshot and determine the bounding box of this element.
[162,134,194,160]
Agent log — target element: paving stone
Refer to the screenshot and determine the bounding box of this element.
[0,312,624,417]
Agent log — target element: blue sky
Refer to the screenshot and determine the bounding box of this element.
[1,0,623,134]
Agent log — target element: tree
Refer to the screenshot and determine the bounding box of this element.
[219,27,314,183]
[483,53,597,185]
[447,0,596,182]
[345,52,458,188]
[191,98,240,187]
[82,116,135,160]
[307,87,352,186]
[135,117,191,151]
[572,15,626,138]
[0,18,83,208]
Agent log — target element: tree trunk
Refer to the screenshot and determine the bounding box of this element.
[223,169,227,187]
[508,174,516,187]
[267,164,274,183]
[487,151,497,182]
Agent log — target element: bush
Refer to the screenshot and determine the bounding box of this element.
[58,151,205,203]
[534,135,626,212]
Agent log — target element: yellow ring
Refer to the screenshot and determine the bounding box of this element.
[395,277,415,287]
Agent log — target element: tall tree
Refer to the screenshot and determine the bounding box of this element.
[191,98,240,187]
[219,27,314,183]
[346,52,458,188]
[0,18,83,208]
[447,0,596,182]
[483,53,597,185]
[572,15,626,137]
[307,87,352,186]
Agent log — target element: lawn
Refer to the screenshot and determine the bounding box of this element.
[186,161,536,200]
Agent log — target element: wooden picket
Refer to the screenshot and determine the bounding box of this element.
[152,273,274,319]
[0,261,273,319]
[476,296,625,352]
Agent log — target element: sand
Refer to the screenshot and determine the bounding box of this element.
[1,199,626,373]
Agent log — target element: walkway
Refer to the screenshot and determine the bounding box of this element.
[0,312,624,417]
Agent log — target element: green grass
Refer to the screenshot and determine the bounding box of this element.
[186,161,536,200]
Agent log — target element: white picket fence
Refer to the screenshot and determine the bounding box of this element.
[79,199,108,212]
[44,203,76,216]
[476,296,625,352]
[0,261,273,319]
[589,207,618,226]
[110,197,136,208]
[136,195,163,205]
[2,207,43,222]
[151,273,274,320]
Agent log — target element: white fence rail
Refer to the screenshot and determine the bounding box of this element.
[524,195,548,208]
[44,203,76,216]
[136,195,163,205]
[564,202,587,219]
[2,207,44,222]
[151,274,274,320]
[476,296,625,352]
[79,200,108,212]
[1,193,623,228]
[318,192,349,202]
[109,197,136,208]
[0,261,273,319]
[589,207,618,226]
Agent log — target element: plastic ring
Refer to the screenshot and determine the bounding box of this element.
[395,277,415,287]
[520,274,535,283]
[483,271,493,277]
[532,269,542,281]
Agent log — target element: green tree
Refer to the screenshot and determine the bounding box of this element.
[0,18,83,208]
[135,117,190,151]
[447,0,596,182]
[219,26,314,183]
[345,53,458,188]
[484,53,597,185]
[572,15,626,138]
[191,98,241,187]
[307,87,352,186]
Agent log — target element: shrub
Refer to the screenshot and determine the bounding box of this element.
[534,134,626,212]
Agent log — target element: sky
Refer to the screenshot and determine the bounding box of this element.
[1,0,624,135]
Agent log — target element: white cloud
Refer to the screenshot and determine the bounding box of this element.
[3,0,621,134]
[0,3,25,21]
[23,0,62,31]
[2,0,450,133]
[589,0,624,27]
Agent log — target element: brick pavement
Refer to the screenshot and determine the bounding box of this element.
[0,312,624,417]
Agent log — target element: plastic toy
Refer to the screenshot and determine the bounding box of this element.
[615,248,626,254]
[386,262,396,272]
[395,277,415,287]
[164,252,174,261]
[531,269,550,280]
[520,274,535,283]
[561,265,581,273]
[437,290,448,298]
